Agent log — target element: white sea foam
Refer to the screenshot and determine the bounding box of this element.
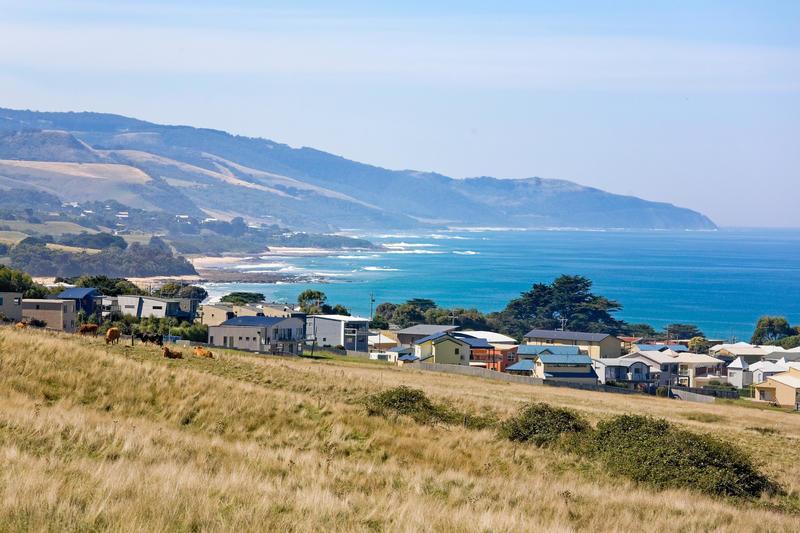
[452,250,479,255]
[429,234,469,240]
[363,266,401,272]
[382,242,439,248]
[386,250,445,255]
[335,254,381,259]
[232,262,290,270]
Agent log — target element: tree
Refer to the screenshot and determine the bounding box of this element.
[0,265,48,297]
[330,304,350,316]
[69,275,144,296]
[297,290,327,314]
[155,282,208,300]
[492,275,624,339]
[688,336,709,354]
[751,316,795,344]
[391,303,426,328]
[374,302,397,321]
[664,323,704,340]
[623,323,659,338]
[405,298,437,312]
[220,292,265,305]
[370,315,389,330]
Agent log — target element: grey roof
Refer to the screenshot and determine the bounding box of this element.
[523,329,613,342]
[594,358,650,368]
[219,316,288,327]
[397,324,458,335]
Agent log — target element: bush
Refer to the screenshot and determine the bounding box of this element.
[364,386,494,429]
[587,415,778,498]
[655,386,669,397]
[500,402,589,447]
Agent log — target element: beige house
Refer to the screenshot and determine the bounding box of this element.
[754,368,800,409]
[413,332,470,365]
[523,329,622,358]
[200,303,236,326]
[22,299,77,332]
[201,302,303,326]
[0,292,23,322]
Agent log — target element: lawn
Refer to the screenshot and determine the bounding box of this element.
[0,327,798,531]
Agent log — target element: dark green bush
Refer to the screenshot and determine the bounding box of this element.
[587,415,778,498]
[500,402,589,447]
[364,386,495,429]
[655,386,669,397]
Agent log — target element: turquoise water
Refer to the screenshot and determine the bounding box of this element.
[201,228,800,340]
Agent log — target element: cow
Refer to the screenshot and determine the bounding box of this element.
[134,332,162,345]
[193,347,214,359]
[163,346,183,359]
[78,324,99,336]
[105,327,121,345]
[14,322,27,329]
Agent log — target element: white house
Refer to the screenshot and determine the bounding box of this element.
[592,358,652,385]
[726,357,753,389]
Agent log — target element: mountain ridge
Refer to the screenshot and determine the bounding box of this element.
[0,107,716,231]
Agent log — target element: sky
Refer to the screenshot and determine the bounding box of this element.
[1,1,798,227]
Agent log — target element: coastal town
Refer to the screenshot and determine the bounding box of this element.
[3,273,798,410]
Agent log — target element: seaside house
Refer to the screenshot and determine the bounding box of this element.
[618,336,643,353]
[504,359,537,376]
[369,332,398,352]
[117,295,195,321]
[748,360,791,385]
[21,299,77,332]
[621,350,680,387]
[516,345,582,359]
[200,303,236,326]
[306,314,370,352]
[458,331,518,370]
[208,315,305,354]
[0,292,23,322]
[674,353,726,387]
[753,368,800,409]
[396,324,458,346]
[592,358,652,385]
[533,353,598,384]
[726,357,753,389]
[55,287,102,316]
[633,343,689,353]
[370,345,412,363]
[523,329,622,358]
[709,342,785,364]
[413,332,470,365]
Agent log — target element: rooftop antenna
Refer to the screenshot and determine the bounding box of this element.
[448,311,458,326]
[559,316,568,331]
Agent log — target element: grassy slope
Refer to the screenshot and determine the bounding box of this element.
[0,328,798,532]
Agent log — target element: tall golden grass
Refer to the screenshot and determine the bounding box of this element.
[0,327,798,531]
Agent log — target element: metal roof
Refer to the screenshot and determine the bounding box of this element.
[397,324,458,335]
[538,354,593,365]
[635,344,689,352]
[57,287,101,299]
[517,345,581,356]
[506,360,536,372]
[523,329,613,342]
[219,316,290,327]
[398,354,419,362]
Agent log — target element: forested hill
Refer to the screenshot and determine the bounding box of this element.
[0,107,716,231]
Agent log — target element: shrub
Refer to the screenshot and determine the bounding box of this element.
[587,415,778,498]
[500,402,589,447]
[655,386,669,397]
[364,386,494,429]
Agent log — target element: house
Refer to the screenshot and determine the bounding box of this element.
[22,299,77,332]
[306,314,370,352]
[726,357,753,389]
[709,342,785,364]
[396,324,458,346]
[633,343,689,353]
[369,332,398,352]
[370,346,411,363]
[413,332,470,365]
[523,329,622,358]
[618,336,643,353]
[55,287,102,316]
[673,353,726,387]
[459,331,518,371]
[621,350,680,386]
[505,359,537,376]
[117,295,195,320]
[208,316,305,354]
[0,292,23,322]
[748,360,790,385]
[397,353,420,365]
[533,354,598,384]
[753,368,800,409]
[516,345,582,359]
[592,358,652,385]
[200,303,236,326]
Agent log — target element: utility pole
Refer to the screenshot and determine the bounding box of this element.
[448,312,458,326]
[369,292,375,320]
[559,316,567,331]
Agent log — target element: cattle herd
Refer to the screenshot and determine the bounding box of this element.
[10,321,213,361]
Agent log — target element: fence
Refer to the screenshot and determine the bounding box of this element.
[672,385,739,399]
[412,362,544,385]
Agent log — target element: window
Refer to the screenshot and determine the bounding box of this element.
[454,348,460,355]
[152,305,163,310]
[210,336,214,344]
[238,336,242,341]
[36,304,40,310]
[759,390,767,401]
[0,297,3,306]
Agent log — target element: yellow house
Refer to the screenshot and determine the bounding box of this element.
[413,332,470,365]
[754,368,800,409]
[523,329,622,358]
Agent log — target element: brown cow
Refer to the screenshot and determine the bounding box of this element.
[163,346,183,359]
[14,322,27,329]
[105,327,121,345]
[79,324,99,336]
[193,346,214,359]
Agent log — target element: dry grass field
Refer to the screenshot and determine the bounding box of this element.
[0,327,798,532]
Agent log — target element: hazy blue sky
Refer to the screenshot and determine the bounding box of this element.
[1,1,798,227]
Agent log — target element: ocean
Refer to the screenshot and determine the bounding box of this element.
[200,228,800,340]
